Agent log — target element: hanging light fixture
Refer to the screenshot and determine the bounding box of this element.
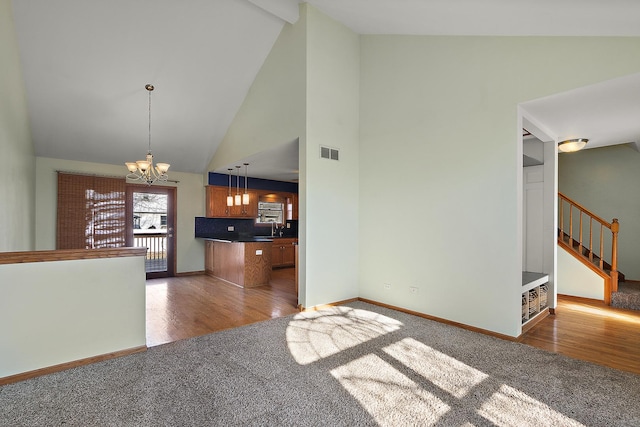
[243,163,250,205]
[234,166,242,205]
[125,84,170,185]
[226,168,234,207]
[558,138,588,153]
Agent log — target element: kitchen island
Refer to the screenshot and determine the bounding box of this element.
[204,238,273,288]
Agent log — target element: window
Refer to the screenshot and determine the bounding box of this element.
[56,172,126,249]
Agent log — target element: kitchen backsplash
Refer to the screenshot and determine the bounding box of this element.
[195,217,298,238]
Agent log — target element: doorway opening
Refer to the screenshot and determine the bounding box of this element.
[127,185,176,278]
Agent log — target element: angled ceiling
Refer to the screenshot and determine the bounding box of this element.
[306,0,640,36]
[10,0,640,179]
[11,0,287,174]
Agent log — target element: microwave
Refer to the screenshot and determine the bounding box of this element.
[257,201,283,224]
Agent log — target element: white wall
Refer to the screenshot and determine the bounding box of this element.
[35,157,205,273]
[304,5,360,306]
[0,0,34,252]
[559,144,640,280]
[358,36,640,337]
[0,255,146,378]
[557,245,605,300]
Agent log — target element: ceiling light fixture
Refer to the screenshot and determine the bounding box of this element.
[227,168,234,207]
[558,138,588,153]
[235,166,242,206]
[125,84,170,185]
[243,163,250,205]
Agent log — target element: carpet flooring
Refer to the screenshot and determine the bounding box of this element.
[1,301,639,426]
[612,282,640,311]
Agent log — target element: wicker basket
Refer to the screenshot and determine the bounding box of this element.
[539,283,548,309]
[528,288,539,316]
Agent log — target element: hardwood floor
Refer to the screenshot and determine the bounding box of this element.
[520,295,640,375]
[147,278,640,376]
[146,268,299,347]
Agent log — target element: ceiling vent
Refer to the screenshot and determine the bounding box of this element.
[320,145,339,161]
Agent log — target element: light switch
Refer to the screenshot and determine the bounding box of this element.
[256,249,263,255]
[227,226,234,231]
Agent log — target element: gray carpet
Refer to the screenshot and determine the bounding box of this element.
[612,282,640,311]
[1,301,639,426]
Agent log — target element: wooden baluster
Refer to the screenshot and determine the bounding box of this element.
[558,196,564,239]
[599,225,604,270]
[559,196,564,238]
[578,210,583,254]
[588,218,594,262]
[569,205,574,246]
[611,219,619,293]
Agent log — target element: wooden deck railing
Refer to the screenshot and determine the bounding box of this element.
[133,232,166,261]
[558,192,619,303]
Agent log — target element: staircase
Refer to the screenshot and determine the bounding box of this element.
[558,193,621,305]
[558,230,625,283]
[612,281,640,311]
[558,193,640,311]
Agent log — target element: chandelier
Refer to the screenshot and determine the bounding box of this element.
[125,84,170,185]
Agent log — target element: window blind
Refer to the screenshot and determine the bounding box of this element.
[56,172,127,249]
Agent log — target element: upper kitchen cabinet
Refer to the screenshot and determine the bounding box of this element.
[206,186,229,218]
[205,185,258,218]
[241,191,259,218]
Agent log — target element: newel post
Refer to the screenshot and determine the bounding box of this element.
[610,218,619,294]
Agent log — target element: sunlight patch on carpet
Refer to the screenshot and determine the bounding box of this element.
[331,354,449,426]
[383,337,488,398]
[286,307,403,365]
[478,384,585,427]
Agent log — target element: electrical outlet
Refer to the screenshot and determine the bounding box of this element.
[384,283,391,290]
[286,223,291,229]
[409,286,418,294]
[227,226,234,231]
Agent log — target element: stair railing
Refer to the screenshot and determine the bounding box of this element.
[558,193,619,302]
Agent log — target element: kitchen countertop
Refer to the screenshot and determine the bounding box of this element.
[199,235,297,243]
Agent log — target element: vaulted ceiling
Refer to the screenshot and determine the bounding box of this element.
[11,0,640,179]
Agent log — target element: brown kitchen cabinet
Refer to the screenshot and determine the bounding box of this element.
[284,193,298,221]
[204,240,215,275]
[206,185,258,218]
[271,238,297,268]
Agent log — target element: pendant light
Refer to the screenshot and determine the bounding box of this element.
[226,168,234,207]
[234,166,242,205]
[242,163,250,205]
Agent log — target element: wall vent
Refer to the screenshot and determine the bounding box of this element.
[320,145,339,161]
